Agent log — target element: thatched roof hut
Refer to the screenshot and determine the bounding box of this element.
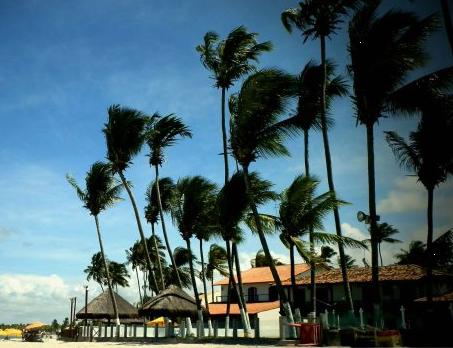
[76,291,139,320]
[139,285,206,320]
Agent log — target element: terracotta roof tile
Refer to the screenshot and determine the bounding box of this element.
[415,290,453,302]
[282,264,451,285]
[208,301,280,315]
[214,264,310,286]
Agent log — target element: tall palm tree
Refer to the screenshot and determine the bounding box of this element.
[126,243,145,304]
[205,244,228,303]
[145,113,192,289]
[364,223,401,266]
[273,175,364,315]
[395,240,427,266]
[386,97,453,302]
[109,261,130,292]
[103,105,159,294]
[282,0,359,312]
[171,176,217,336]
[145,177,175,290]
[348,0,438,313]
[229,68,298,334]
[67,162,123,330]
[84,252,107,292]
[196,26,272,184]
[216,170,277,334]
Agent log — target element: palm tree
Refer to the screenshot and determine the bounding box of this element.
[103,105,159,294]
[320,246,337,267]
[386,98,453,302]
[216,170,277,334]
[282,0,359,312]
[395,240,427,266]
[205,244,228,303]
[364,223,401,266]
[171,176,217,336]
[229,68,298,334]
[145,113,192,289]
[84,252,107,291]
[196,26,272,184]
[67,162,122,330]
[348,0,438,313]
[167,247,194,289]
[250,249,284,268]
[109,261,130,292]
[338,254,356,268]
[274,175,364,316]
[126,242,145,304]
[145,177,175,290]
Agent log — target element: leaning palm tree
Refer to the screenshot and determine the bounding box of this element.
[145,113,192,288]
[216,170,277,335]
[364,223,401,266]
[145,177,175,290]
[171,176,217,336]
[205,244,229,303]
[348,0,438,314]
[103,105,159,294]
[282,0,359,312]
[274,175,365,316]
[126,242,145,304]
[196,26,272,184]
[386,97,453,302]
[67,162,123,331]
[229,68,298,334]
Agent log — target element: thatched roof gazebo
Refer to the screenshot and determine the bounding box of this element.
[76,291,139,321]
[139,285,206,320]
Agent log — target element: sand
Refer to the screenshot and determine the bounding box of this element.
[0,338,278,348]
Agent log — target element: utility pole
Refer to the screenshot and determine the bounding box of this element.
[69,298,74,329]
[84,286,88,332]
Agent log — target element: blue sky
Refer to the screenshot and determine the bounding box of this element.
[0,0,451,324]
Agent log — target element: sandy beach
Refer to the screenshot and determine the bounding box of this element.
[0,338,281,348]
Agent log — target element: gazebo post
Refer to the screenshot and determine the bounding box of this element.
[143,322,147,338]
[110,324,114,338]
[155,322,158,338]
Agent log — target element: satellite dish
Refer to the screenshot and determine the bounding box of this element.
[357,211,367,222]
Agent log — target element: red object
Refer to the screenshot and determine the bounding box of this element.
[377,330,400,337]
[288,323,321,345]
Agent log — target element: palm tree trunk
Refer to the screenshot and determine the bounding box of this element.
[211,278,215,303]
[185,238,204,336]
[366,123,382,323]
[379,243,383,267]
[232,242,251,331]
[320,35,354,313]
[94,215,120,334]
[221,87,230,184]
[142,270,147,298]
[199,239,213,336]
[241,166,296,337]
[441,0,453,57]
[225,240,250,336]
[135,267,143,305]
[289,241,301,322]
[304,129,316,316]
[225,273,232,337]
[154,165,182,288]
[151,223,165,290]
[118,171,159,294]
[426,187,434,304]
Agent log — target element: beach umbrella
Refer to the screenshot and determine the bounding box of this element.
[139,285,207,320]
[4,328,22,337]
[24,322,46,331]
[146,316,165,327]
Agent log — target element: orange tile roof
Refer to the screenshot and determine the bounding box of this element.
[208,301,280,316]
[282,264,451,285]
[214,263,310,286]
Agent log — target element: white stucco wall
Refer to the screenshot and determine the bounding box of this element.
[257,308,280,337]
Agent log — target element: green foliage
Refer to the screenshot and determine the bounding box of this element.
[145,113,192,167]
[196,26,272,89]
[282,0,359,40]
[66,162,123,216]
[229,69,298,167]
[84,252,130,290]
[251,249,284,268]
[103,105,148,173]
[144,177,175,225]
[205,244,229,281]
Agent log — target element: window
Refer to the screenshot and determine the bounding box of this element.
[248,287,258,302]
[269,286,278,301]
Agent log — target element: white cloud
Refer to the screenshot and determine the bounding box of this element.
[378,177,425,213]
[0,273,78,324]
